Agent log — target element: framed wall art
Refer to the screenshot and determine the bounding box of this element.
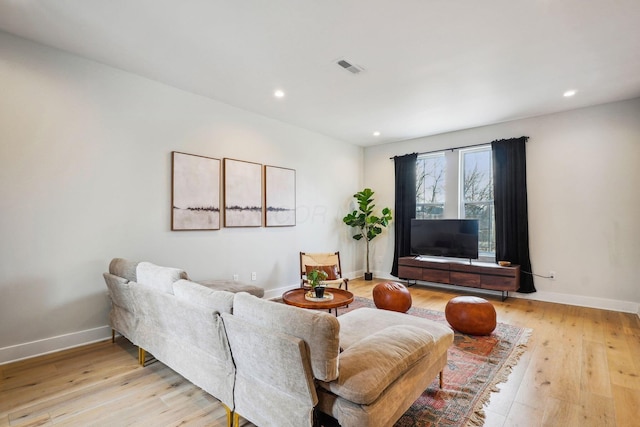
[223,158,263,227]
[171,151,221,230]
[264,165,296,227]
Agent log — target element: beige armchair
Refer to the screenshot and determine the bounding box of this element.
[300,251,349,291]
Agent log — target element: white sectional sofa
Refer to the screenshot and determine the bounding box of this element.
[104,258,453,427]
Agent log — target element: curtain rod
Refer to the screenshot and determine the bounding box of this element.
[389,136,529,159]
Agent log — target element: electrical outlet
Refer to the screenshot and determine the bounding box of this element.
[549,271,556,279]
[233,274,239,281]
[251,272,257,281]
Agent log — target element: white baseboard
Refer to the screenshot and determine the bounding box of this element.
[264,284,298,300]
[510,290,638,313]
[372,270,639,314]
[0,325,112,365]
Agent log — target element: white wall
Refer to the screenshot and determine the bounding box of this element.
[0,32,363,362]
[364,98,640,313]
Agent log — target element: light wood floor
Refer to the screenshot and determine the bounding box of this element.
[2,279,639,427]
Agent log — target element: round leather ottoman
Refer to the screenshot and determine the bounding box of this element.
[372,282,412,313]
[445,296,496,335]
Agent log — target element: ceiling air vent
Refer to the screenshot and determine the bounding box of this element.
[336,59,364,75]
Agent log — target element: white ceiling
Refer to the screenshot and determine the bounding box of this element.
[1,0,639,146]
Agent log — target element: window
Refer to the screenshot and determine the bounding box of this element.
[415,153,445,219]
[415,146,495,258]
[460,147,495,256]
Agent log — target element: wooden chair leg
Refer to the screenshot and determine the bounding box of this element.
[439,371,444,388]
[111,329,115,343]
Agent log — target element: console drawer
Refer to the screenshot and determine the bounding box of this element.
[398,266,423,280]
[422,268,450,283]
[481,275,518,291]
[450,271,481,288]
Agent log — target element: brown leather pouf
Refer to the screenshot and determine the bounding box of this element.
[372,282,412,313]
[445,296,496,335]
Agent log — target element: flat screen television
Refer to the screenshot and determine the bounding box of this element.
[410,219,479,260]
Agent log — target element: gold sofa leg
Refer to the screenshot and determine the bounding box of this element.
[138,347,146,366]
[232,412,239,427]
[221,405,233,427]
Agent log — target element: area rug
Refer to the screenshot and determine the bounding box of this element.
[337,297,532,427]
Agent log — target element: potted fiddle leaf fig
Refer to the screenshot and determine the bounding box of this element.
[343,188,393,280]
[307,268,328,298]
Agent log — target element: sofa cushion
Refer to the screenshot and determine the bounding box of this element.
[222,313,318,427]
[173,279,234,313]
[109,258,139,282]
[136,262,188,294]
[232,292,340,382]
[337,307,453,357]
[103,273,132,308]
[318,325,435,405]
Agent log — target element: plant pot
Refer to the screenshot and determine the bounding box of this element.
[314,286,326,298]
[364,272,373,281]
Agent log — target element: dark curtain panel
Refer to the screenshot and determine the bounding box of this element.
[492,137,536,293]
[391,153,417,277]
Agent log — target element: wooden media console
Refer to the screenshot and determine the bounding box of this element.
[398,256,520,300]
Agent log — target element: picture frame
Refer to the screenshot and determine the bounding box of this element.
[264,165,296,227]
[223,158,263,227]
[171,151,221,230]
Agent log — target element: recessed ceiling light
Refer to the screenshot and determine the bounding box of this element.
[373,131,381,137]
[274,89,285,98]
[563,90,577,97]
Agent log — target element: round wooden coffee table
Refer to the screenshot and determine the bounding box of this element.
[282,288,354,316]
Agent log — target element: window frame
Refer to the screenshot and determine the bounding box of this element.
[415,152,446,220]
[414,145,496,261]
[459,145,495,259]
